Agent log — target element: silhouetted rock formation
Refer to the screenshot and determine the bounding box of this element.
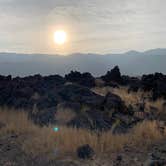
[65,71,95,87]
[101,66,123,84]
[142,73,166,100]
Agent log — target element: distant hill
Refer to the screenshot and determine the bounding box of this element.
[0,48,166,76]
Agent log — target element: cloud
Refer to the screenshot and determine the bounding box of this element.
[0,0,166,54]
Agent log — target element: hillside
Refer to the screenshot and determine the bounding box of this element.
[0,66,166,165]
[0,48,166,76]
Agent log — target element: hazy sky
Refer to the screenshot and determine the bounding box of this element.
[0,0,166,54]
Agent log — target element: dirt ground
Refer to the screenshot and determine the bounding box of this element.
[0,134,166,166]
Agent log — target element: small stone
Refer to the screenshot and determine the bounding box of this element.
[116,155,122,161]
[10,135,18,138]
[77,144,94,159]
[0,122,6,129]
[144,158,166,166]
[134,157,138,162]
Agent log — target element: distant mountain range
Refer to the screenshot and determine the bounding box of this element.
[0,48,166,76]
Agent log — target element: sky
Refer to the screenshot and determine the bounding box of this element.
[0,0,166,54]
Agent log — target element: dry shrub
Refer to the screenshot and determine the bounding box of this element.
[0,108,165,158]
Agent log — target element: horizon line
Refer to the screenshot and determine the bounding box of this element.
[0,48,166,56]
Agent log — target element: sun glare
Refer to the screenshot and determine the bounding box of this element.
[54,30,67,45]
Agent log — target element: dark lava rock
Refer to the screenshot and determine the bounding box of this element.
[29,107,56,126]
[141,73,166,100]
[66,91,137,132]
[35,94,58,110]
[116,155,123,161]
[103,92,128,114]
[65,71,95,88]
[43,75,66,89]
[57,84,104,108]
[77,144,94,159]
[0,69,165,128]
[68,110,112,131]
[68,114,94,130]
[68,109,112,130]
[111,113,140,134]
[86,109,112,130]
[0,75,12,82]
[101,66,123,84]
[148,160,166,166]
[122,75,141,92]
[57,102,81,113]
[105,81,119,88]
[0,122,6,129]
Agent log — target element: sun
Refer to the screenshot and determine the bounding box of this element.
[54,30,67,45]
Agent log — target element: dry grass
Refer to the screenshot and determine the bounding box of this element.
[92,86,166,113]
[0,108,165,158]
[111,87,149,106]
[130,120,163,146]
[0,108,38,136]
[146,99,165,113]
[95,78,105,87]
[92,86,112,96]
[92,86,150,106]
[55,107,76,125]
